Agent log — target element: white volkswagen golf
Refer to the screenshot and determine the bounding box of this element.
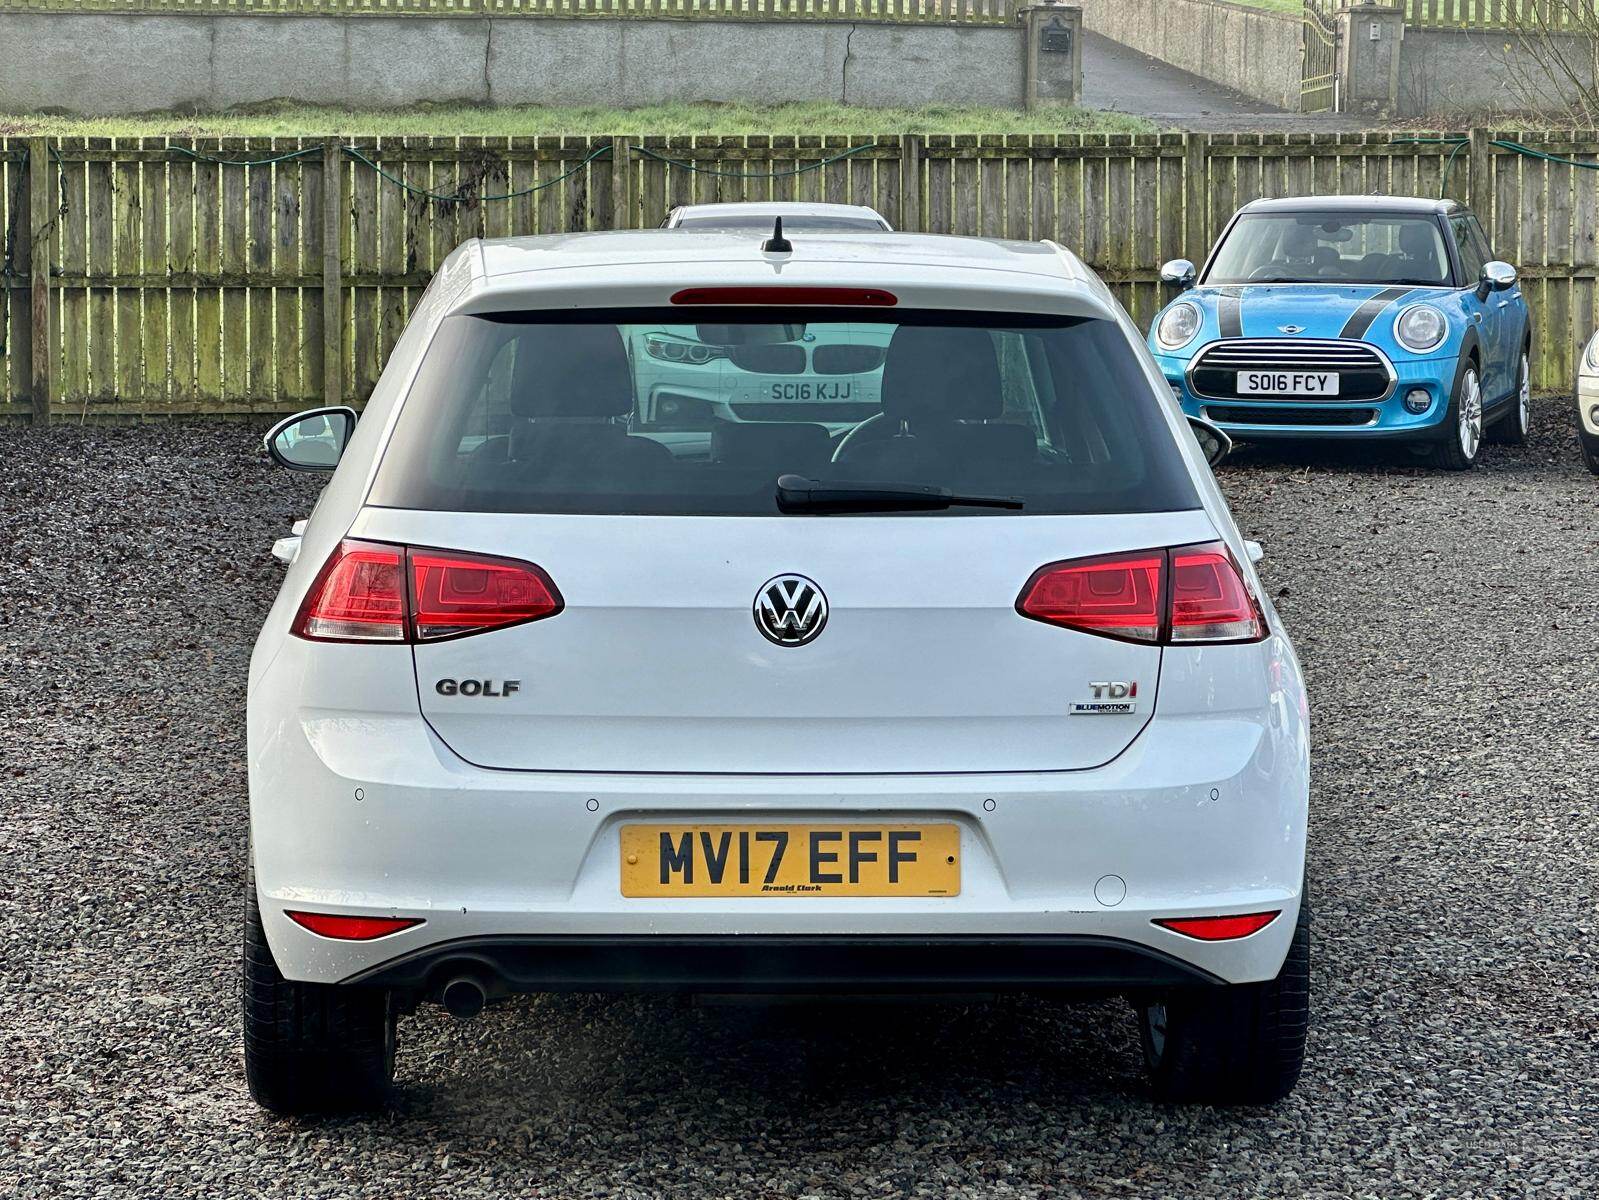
[247,226,1311,1114]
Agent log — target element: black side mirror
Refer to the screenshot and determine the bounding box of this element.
[1187,416,1233,467]
[1160,258,1198,290]
[264,406,357,472]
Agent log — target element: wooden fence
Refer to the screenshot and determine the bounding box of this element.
[3,131,1598,421]
[0,0,1019,21]
[1397,0,1593,29]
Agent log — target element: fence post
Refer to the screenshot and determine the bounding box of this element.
[322,138,343,408]
[28,136,53,426]
[1467,127,1491,213]
[610,136,634,230]
[1182,133,1208,265]
[899,134,922,232]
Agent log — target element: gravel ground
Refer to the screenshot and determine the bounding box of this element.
[1,400,1595,1198]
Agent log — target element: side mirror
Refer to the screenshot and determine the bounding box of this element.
[1187,415,1233,467]
[1160,258,1198,290]
[264,406,357,471]
[1480,261,1517,296]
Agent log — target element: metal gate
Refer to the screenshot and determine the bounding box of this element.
[1301,1,1340,112]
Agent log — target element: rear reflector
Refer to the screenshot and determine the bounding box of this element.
[1153,911,1280,941]
[669,286,898,307]
[285,911,423,941]
[1016,540,1264,645]
[293,540,562,644]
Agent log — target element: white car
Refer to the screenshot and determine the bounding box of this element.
[248,229,1311,1114]
[1579,331,1599,474]
[662,200,893,232]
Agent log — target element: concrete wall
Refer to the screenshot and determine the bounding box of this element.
[1398,26,1596,118]
[1073,0,1301,111]
[0,13,1028,113]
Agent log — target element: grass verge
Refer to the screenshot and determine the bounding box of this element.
[0,101,1156,139]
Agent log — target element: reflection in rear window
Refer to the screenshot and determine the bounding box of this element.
[367,308,1200,517]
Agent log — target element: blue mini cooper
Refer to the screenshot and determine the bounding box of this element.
[1148,196,1532,469]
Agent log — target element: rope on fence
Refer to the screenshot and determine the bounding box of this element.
[126,140,883,202]
[339,141,615,202]
[1391,135,1599,198]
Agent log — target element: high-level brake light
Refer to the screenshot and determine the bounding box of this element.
[293,540,562,644]
[669,286,898,306]
[1016,540,1265,645]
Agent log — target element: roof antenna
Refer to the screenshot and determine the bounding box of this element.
[762,217,793,254]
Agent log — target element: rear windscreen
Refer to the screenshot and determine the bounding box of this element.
[367,308,1199,516]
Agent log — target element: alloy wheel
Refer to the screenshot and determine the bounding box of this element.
[1458,369,1483,459]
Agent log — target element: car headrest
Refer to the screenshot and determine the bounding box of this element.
[711,422,833,470]
[1282,227,1319,260]
[1399,223,1436,259]
[510,324,635,419]
[880,326,1003,423]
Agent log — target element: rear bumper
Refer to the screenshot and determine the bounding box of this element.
[352,934,1225,996]
[248,637,1309,991]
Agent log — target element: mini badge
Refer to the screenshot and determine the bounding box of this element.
[1071,681,1138,716]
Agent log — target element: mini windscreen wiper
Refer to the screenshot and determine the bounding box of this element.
[775,474,1024,514]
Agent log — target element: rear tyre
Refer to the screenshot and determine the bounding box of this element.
[1487,351,1530,445]
[1135,891,1309,1105]
[243,863,396,1115]
[1430,360,1484,470]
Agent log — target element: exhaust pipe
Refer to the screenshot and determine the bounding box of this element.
[441,975,487,1020]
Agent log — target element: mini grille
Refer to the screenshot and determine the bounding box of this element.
[1190,339,1392,403]
[1195,339,1386,370]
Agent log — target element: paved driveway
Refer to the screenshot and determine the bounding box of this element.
[1082,31,1366,131]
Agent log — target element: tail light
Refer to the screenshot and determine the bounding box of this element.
[293,539,562,644]
[286,911,423,941]
[1153,911,1280,941]
[1017,540,1264,645]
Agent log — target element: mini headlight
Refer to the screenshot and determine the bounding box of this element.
[1585,331,1599,372]
[1394,305,1448,353]
[1156,302,1202,351]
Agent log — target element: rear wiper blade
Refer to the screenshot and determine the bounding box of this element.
[775,474,1024,514]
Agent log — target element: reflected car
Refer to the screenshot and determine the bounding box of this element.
[1148,196,1532,469]
[662,200,893,232]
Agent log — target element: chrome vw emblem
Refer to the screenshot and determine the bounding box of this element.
[753,575,828,647]
[1278,324,1306,334]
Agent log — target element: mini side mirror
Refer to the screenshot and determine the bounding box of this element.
[1480,261,1517,296]
[1187,415,1233,467]
[1160,259,1198,290]
[264,406,357,472]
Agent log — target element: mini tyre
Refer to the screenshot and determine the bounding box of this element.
[1135,888,1310,1105]
[1487,350,1531,445]
[1430,358,1484,470]
[243,861,397,1115]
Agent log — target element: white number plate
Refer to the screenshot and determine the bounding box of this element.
[1237,371,1338,396]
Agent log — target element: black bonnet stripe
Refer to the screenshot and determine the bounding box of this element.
[1217,289,1244,339]
[1339,287,1414,340]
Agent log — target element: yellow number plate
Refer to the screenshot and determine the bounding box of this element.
[620,824,960,898]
